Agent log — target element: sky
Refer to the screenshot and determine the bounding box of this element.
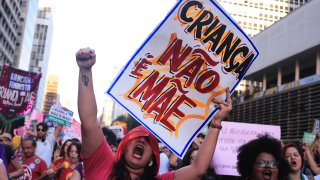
[46,0,178,120]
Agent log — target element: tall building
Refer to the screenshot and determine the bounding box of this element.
[112,102,128,121]
[101,98,114,126]
[216,0,311,100]
[42,74,59,114]
[13,0,39,70]
[230,0,320,142]
[0,0,23,69]
[30,5,53,111]
[217,0,310,37]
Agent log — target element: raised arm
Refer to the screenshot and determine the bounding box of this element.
[76,48,104,155]
[303,143,320,175]
[174,88,232,180]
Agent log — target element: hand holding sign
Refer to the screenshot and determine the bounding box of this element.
[211,88,232,124]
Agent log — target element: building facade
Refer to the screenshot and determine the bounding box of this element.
[0,0,23,69]
[231,0,320,141]
[217,0,310,37]
[13,0,39,70]
[42,74,59,114]
[30,6,53,111]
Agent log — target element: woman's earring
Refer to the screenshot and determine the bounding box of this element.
[148,160,153,167]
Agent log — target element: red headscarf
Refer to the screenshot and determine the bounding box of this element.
[116,125,160,173]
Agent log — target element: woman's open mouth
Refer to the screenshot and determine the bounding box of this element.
[262,170,272,180]
[133,144,144,159]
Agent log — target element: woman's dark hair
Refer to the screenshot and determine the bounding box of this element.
[102,127,117,147]
[182,147,199,167]
[283,142,304,169]
[237,134,290,180]
[67,142,82,161]
[60,139,73,158]
[110,154,158,180]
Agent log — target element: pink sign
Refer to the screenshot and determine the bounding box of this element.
[211,121,280,176]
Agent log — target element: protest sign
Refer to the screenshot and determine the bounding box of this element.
[312,119,320,133]
[302,132,316,145]
[107,0,259,157]
[109,125,125,139]
[211,121,280,176]
[0,65,41,120]
[48,104,73,127]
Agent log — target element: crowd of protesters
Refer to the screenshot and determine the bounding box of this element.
[2,47,320,179]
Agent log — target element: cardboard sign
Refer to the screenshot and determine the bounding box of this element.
[107,0,259,157]
[48,104,73,127]
[211,121,280,176]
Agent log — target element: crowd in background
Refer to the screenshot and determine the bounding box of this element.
[2,120,320,179]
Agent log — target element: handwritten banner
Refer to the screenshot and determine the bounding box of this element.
[0,65,41,120]
[211,121,280,176]
[107,0,259,157]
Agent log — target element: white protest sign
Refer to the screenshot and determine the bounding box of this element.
[211,121,280,176]
[107,0,259,158]
[109,125,125,139]
[48,104,73,127]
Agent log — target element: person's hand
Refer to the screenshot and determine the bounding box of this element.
[44,168,55,176]
[75,47,96,71]
[302,143,311,153]
[53,149,62,162]
[316,132,320,139]
[211,87,232,124]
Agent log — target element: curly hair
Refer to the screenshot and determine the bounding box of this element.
[109,154,158,180]
[237,134,290,180]
[282,142,304,169]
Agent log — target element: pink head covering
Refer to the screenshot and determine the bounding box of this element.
[116,125,160,173]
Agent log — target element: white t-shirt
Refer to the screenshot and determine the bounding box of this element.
[159,152,170,175]
[35,133,56,167]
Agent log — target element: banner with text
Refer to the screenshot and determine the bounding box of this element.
[107,0,259,157]
[48,104,73,127]
[211,121,280,176]
[0,65,41,120]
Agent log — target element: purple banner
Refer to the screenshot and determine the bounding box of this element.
[0,65,41,119]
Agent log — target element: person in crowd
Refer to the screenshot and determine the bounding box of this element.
[302,143,320,177]
[0,133,12,146]
[0,141,24,179]
[159,144,172,174]
[283,142,311,179]
[54,141,82,180]
[182,147,216,180]
[9,137,48,179]
[0,158,8,180]
[237,134,290,180]
[69,162,85,180]
[45,139,73,178]
[35,122,62,167]
[169,133,205,170]
[75,47,232,179]
[102,127,118,153]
